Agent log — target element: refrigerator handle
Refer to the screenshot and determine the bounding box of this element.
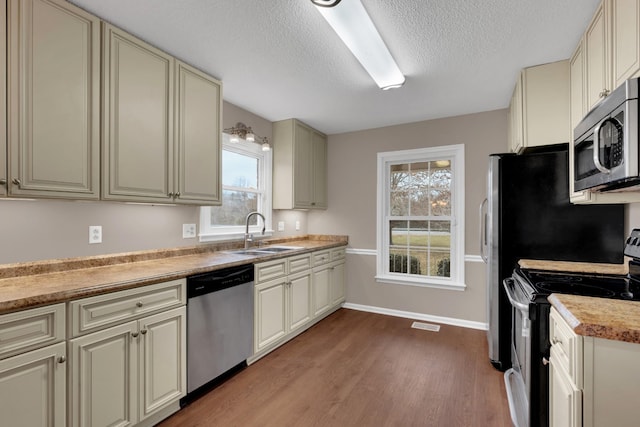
[479,198,488,262]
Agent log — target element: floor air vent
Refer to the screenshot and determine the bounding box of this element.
[411,321,441,332]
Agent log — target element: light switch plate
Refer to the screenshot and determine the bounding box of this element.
[89,226,102,244]
[182,224,196,238]
[295,221,300,231]
[278,221,285,231]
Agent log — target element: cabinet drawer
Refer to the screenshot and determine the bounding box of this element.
[289,254,311,274]
[256,259,287,283]
[331,247,346,261]
[0,303,65,360]
[312,250,331,266]
[69,279,186,337]
[550,307,582,387]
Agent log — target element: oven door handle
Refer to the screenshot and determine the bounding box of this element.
[503,278,529,315]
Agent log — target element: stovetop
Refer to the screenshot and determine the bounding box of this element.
[513,268,640,302]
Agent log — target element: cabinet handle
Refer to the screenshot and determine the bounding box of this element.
[11,178,21,187]
[311,202,316,206]
[599,88,610,98]
[542,357,549,366]
[140,329,147,335]
[57,356,66,364]
[175,192,180,198]
[551,337,562,345]
[136,301,143,308]
[168,192,174,198]
[0,178,6,186]
[132,332,139,338]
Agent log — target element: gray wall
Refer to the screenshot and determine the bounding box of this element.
[307,109,509,324]
[0,101,307,264]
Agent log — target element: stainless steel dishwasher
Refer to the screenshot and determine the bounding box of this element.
[185,264,254,398]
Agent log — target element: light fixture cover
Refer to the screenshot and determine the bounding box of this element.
[313,0,405,90]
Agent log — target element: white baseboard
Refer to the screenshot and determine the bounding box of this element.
[342,302,488,331]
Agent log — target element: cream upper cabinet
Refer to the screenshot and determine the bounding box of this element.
[0,0,6,196]
[102,23,222,205]
[585,1,611,111]
[174,61,222,205]
[612,0,640,86]
[7,0,100,199]
[102,23,175,203]
[508,60,570,153]
[273,118,328,209]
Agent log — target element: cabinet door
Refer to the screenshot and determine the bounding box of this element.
[288,271,312,333]
[0,342,66,427]
[570,42,587,133]
[7,0,100,199]
[175,61,222,205]
[312,266,331,317]
[330,261,346,307]
[139,307,186,421]
[293,122,314,208]
[508,76,523,153]
[69,322,139,427]
[549,357,581,427]
[255,278,287,352]
[585,2,611,110]
[102,23,174,203]
[312,131,328,208]
[0,0,6,197]
[612,0,640,87]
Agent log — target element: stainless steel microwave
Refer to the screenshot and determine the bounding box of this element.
[574,78,639,192]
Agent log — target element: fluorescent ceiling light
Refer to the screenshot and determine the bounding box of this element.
[311,0,405,90]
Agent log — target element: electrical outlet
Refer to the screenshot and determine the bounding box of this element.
[278,221,285,232]
[89,226,102,244]
[182,223,196,238]
[295,221,300,231]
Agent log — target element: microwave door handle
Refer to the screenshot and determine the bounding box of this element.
[593,118,612,174]
[479,198,488,262]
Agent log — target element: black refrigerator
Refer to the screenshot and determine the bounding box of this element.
[482,145,625,371]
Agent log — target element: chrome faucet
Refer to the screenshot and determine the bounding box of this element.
[244,211,266,249]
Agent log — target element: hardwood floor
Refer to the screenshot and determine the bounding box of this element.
[159,309,512,427]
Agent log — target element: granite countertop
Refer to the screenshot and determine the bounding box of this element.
[518,258,629,275]
[549,293,640,344]
[0,235,348,315]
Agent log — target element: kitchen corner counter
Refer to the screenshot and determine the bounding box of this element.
[548,293,640,344]
[0,235,348,315]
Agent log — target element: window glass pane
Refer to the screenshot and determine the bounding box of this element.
[389,220,408,246]
[210,190,258,226]
[407,220,429,248]
[389,248,410,274]
[430,161,451,216]
[390,164,410,191]
[407,249,427,275]
[429,221,451,277]
[223,150,258,189]
[390,191,409,216]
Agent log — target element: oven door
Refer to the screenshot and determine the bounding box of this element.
[503,278,531,427]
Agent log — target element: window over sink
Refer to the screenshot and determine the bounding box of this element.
[376,145,465,290]
[199,134,272,241]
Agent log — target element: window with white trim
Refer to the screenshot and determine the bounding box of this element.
[376,144,465,290]
[199,134,272,241]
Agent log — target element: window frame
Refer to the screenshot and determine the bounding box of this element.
[199,134,272,242]
[375,144,466,291]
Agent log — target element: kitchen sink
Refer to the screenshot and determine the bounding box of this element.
[229,246,302,256]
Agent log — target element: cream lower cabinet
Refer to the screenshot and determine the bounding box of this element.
[254,254,313,354]
[68,279,186,427]
[549,307,640,426]
[252,247,346,362]
[0,303,67,426]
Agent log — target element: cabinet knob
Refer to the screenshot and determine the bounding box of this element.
[136,301,143,308]
[132,332,139,338]
[599,88,610,98]
[311,202,316,206]
[57,356,66,364]
[11,178,21,187]
[0,178,6,186]
[168,192,174,198]
[551,337,562,345]
[140,329,147,335]
[542,357,549,366]
[175,192,180,198]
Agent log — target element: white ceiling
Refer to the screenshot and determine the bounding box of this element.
[69,0,600,135]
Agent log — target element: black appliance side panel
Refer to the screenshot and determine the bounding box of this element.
[501,148,624,268]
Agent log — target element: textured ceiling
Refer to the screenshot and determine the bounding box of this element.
[69,0,600,135]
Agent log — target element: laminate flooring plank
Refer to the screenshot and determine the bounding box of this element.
[159,309,512,427]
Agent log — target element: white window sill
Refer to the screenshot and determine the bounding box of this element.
[199,230,274,243]
[375,274,466,291]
